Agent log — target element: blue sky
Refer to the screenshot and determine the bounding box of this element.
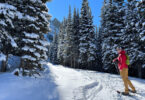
[47,0,104,27]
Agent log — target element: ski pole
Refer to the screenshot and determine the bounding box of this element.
[114,62,120,75]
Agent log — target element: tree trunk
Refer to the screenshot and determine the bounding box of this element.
[1,54,8,72]
[138,63,142,78]
[20,58,25,75]
[74,57,75,69]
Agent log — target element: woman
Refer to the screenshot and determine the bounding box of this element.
[113,47,136,95]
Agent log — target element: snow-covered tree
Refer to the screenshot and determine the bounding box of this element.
[96,27,103,71]
[49,29,58,64]
[63,6,74,66]
[71,8,80,68]
[0,2,18,71]
[15,0,51,75]
[118,0,143,77]
[135,0,145,78]
[78,0,90,69]
[87,8,98,70]
[101,0,125,73]
[0,0,51,75]
[57,18,67,65]
[78,0,98,70]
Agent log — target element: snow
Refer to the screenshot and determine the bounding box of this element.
[4,31,18,48]
[7,55,21,71]
[141,36,145,41]
[34,52,41,58]
[79,48,87,53]
[28,24,40,30]
[22,55,36,61]
[22,46,36,52]
[0,20,7,26]
[30,0,42,3]
[40,13,48,22]
[48,63,145,100]
[0,53,6,61]
[0,66,59,100]
[89,43,96,48]
[140,30,145,35]
[25,15,38,22]
[142,64,145,68]
[1,62,145,100]
[35,45,48,51]
[10,38,18,48]
[22,39,37,43]
[143,22,145,26]
[0,3,16,10]
[39,40,50,46]
[24,32,39,39]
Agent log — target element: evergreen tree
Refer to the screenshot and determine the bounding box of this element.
[120,0,142,77]
[96,27,103,71]
[72,8,80,68]
[63,6,74,66]
[79,0,90,69]
[101,0,125,73]
[0,0,51,74]
[15,0,51,75]
[0,1,18,71]
[49,29,58,64]
[87,8,98,70]
[79,0,97,70]
[135,0,145,78]
[57,22,64,64]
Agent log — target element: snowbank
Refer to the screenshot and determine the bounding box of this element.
[0,65,59,100]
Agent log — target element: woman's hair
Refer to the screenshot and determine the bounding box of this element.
[116,46,124,50]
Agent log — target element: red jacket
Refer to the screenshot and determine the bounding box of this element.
[117,50,128,70]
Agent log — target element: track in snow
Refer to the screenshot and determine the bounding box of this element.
[73,80,102,100]
[48,63,145,100]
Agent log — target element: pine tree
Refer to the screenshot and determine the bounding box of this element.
[0,0,50,74]
[79,0,90,69]
[49,29,58,64]
[78,0,98,70]
[63,6,74,66]
[101,0,125,73]
[135,0,145,78]
[72,8,80,68]
[58,18,68,65]
[87,8,98,70]
[17,0,51,75]
[0,2,18,71]
[57,19,65,64]
[96,27,103,71]
[101,0,114,72]
[57,22,63,64]
[120,0,142,77]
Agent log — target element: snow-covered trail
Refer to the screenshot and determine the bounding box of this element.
[48,63,145,100]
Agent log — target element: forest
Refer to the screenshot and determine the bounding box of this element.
[0,0,144,79]
[49,0,145,79]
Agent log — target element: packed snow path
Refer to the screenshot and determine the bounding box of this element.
[48,63,145,100]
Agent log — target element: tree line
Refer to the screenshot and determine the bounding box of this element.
[49,0,145,79]
[49,0,103,71]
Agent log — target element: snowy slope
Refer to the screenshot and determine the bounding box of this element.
[0,66,59,100]
[1,62,145,100]
[48,63,145,100]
